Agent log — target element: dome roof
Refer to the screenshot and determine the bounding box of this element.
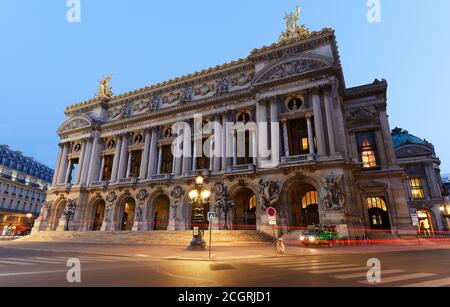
[391,128,430,149]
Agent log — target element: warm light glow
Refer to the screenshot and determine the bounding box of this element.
[26,213,33,218]
[201,190,211,200]
[440,206,446,212]
[189,189,199,200]
[196,176,204,185]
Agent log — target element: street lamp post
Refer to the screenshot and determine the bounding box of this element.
[188,176,210,251]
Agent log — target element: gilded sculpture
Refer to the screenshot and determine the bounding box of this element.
[96,74,113,100]
[279,5,311,42]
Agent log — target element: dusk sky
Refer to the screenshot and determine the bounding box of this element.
[1,0,449,172]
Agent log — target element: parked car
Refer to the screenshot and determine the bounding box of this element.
[299,225,338,247]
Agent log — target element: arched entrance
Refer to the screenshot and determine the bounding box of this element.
[116,197,136,231]
[152,195,170,230]
[417,209,434,236]
[90,199,106,231]
[51,200,66,231]
[367,197,391,230]
[232,188,257,230]
[286,182,320,229]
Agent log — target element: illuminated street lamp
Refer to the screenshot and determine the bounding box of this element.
[188,176,210,251]
[26,213,33,219]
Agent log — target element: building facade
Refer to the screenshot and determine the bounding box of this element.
[0,145,53,235]
[34,20,417,239]
[392,128,449,232]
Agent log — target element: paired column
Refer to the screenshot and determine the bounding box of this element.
[98,156,105,182]
[312,93,327,157]
[52,144,63,186]
[213,115,221,172]
[74,141,87,185]
[139,129,152,179]
[117,134,129,180]
[157,145,163,175]
[282,120,290,157]
[86,136,102,185]
[306,115,315,155]
[64,159,73,184]
[324,91,337,156]
[222,113,228,171]
[80,137,94,185]
[57,143,70,184]
[255,100,268,165]
[110,136,123,182]
[269,98,280,164]
[147,128,158,178]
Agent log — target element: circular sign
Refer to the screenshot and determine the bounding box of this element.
[267,207,277,218]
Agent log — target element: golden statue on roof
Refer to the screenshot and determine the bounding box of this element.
[97,74,113,100]
[279,5,311,42]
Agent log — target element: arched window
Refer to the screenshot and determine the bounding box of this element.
[366,197,387,211]
[301,191,318,209]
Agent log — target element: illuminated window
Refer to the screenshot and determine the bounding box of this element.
[409,178,425,199]
[129,151,142,178]
[161,145,173,174]
[301,191,319,209]
[248,195,257,210]
[356,131,379,168]
[366,197,387,211]
[300,137,309,152]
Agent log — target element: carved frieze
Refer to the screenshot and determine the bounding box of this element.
[321,174,346,211]
[255,59,327,84]
[345,105,380,129]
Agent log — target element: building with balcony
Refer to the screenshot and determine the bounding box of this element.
[33,19,416,239]
[0,145,53,234]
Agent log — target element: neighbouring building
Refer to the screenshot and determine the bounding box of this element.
[0,145,53,235]
[34,11,419,239]
[392,128,449,232]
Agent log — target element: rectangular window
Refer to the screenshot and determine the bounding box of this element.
[161,145,173,174]
[102,155,114,181]
[410,177,425,199]
[300,137,309,152]
[129,151,142,178]
[356,131,379,168]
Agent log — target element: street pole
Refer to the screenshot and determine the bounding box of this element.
[209,219,212,260]
[272,225,277,255]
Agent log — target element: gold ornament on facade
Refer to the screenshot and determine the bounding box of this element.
[96,74,113,100]
[279,6,311,42]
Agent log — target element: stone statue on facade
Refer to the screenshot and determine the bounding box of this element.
[180,86,193,104]
[171,185,185,219]
[284,6,300,33]
[321,174,346,210]
[96,74,113,100]
[213,183,234,230]
[258,179,281,211]
[215,77,230,95]
[149,95,163,112]
[40,201,52,221]
[63,199,77,231]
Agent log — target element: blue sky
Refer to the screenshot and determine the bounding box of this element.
[0,0,449,172]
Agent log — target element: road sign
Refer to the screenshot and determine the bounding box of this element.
[269,216,277,226]
[410,208,419,226]
[207,211,216,222]
[267,207,277,218]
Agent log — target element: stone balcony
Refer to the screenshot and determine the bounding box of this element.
[280,154,315,165]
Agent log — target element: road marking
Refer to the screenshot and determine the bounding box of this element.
[0,260,35,266]
[333,269,404,279]
[401,277,450,287]
[272,262,338,269]
[0,270,66,277]
[360,273,435,285]
[270,261,324,267]
[292,264,357,271]
[5,258,63,264]
[309,267,370,274]
[30,257,68,262]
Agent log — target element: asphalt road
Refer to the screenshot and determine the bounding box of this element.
[0,246,449,287]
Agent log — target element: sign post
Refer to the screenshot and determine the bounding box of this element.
[267,207,277,254]
[207,211,216,260]
[410,208,420,246]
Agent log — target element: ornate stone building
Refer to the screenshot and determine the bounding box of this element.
[392,128,449,232]
[0,145,53,234]
[34,16,417,239]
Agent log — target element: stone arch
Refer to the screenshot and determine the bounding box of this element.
[228,181,259,230]
[281,175,322,230]
[87,197,106,231]
[57,115,94,135]
[147,191,171,231]
[114,193,136,231]
[253,55,332,85]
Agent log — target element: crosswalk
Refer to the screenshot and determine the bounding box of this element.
[0,255,142,268]
[254,257,450,287]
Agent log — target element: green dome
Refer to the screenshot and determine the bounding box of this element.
[391,128,427,149]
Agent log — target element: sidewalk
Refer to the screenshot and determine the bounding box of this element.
[1,239,450,261]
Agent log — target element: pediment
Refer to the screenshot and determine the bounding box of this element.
[58,115,94,134]
[253,56,330,85]
[395,144,434,159]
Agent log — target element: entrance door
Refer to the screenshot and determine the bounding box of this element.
[367,197,391,230]
[153,195,170,230]
[118,198,135,231]
[91,200,106,231]
[232,189,257,230]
